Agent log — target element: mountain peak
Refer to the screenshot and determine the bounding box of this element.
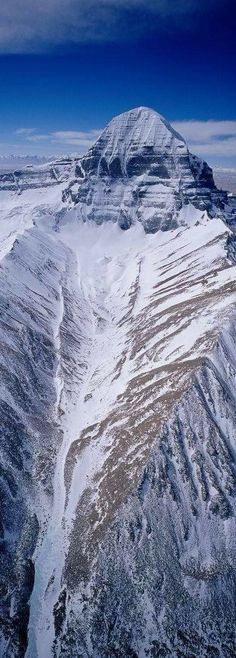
[86,106,186,171]
[65,106,230,232]
[106,105,185,142]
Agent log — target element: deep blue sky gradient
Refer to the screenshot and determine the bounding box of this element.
[0,0,235,164]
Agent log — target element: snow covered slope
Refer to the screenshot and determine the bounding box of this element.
[0,108,236,657]
[81,317,236,657]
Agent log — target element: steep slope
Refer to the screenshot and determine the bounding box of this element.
[76,318,236,658]
[0,186,86,656]
[0,107,236,658]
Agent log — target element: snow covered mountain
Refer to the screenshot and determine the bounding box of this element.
[0,107,236,658]
[64,107,235,231]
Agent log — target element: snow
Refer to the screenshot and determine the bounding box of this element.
[3,194,229,656]
[0,107,236,656]
[92,106,186,172]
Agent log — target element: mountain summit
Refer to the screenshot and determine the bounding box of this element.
[81,106,186,174]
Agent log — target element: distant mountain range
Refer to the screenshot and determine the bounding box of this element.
[214,166,236,194]
[0,155,49,172]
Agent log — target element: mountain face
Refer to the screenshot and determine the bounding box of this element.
[0,107,236,658]
[64,107,234,231]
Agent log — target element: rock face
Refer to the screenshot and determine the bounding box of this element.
[64,107,234,232]
[0,107,236,658]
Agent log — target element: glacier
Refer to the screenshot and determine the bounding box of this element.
[0,107,236,657]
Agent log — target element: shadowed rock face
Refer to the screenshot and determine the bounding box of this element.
[63,107,234,232]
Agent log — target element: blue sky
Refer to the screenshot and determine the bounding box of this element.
[0,0,235,166]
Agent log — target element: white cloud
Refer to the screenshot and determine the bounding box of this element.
[26,134,50,142]
[172,120,236,158]
[15,128,36,136]
[0,0,226,53]
[15,127,102,153]
[51,129,102,147]
[13,118,236,162]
